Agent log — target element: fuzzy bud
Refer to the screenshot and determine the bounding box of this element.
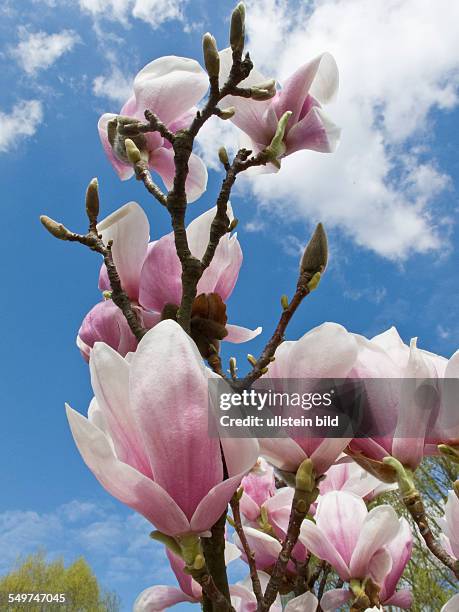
[203,33,220,78]
[230,2,246,54]
[251,81,276,101]
[300,223,328,277]
[218,146,229,166]
[247,354,257,366]
[295,458,315,493]
[307,272,321,292]
[85,178,99,223]
[228,218,238,232]
[40,215,71,241]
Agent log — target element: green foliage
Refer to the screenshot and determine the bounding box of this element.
[0,552,120,612]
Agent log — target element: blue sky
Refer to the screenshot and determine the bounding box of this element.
[1,0,458,609]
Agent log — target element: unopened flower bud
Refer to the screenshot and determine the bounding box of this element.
[218,146,229,166]
[300,223,328,277]
[230,2,246,54]
[219,106,236,120]
[265,111,292,161]
[295,458,315,493]
[281,294,289,310]
[193,554,205,570]
[247,354,257,366]
[203,33,220,78]
[229,356,237,377]
[382,456,416,497]
[124,138,141,164]
[85,177,99,222]
[40,215,71,240]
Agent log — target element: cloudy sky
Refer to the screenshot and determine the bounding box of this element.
[1,0,458,609]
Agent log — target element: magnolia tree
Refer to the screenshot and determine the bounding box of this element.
[40,4,459,611]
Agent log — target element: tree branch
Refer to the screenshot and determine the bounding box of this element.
[230,493,263,603]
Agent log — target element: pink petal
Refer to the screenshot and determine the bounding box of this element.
[234,527,282,570]
[368,547,392,585]
[66,405,190,535]
[350,505,400,579]
[310,438,353,475]
[97,202,150,300]
[133,56,208,126]
[78,300,138,357]
[133,585,196,611]
[285,107,341,155]
[239,492,261,522]
[225,324,262,343]
[315,491,367,567]
[259,437,307,472]
[139,237,182,312]
[384,589,413,609]
[89,342,151,477]
[380,518,413,600]
[129,320,223,521]
[150,147,208,203]
[166,550,201,599]
[274,53,338,123]
[319,589,352,612]
[98,113,134,181]
[219,47,275,147]
[285,592,319,612]
[299,519,350,580]
[441,593,459,612]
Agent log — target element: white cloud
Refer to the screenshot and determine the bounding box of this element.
[0,100,43,153]
[79,0,186,28]
[11,28,79,75]
[233,0,459,259]
[93,66,133,104]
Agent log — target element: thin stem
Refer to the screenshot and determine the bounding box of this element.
[230,494,263,603]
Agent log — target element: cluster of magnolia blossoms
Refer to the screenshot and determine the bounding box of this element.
[50,4,459,610]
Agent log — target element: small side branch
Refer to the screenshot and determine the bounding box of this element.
[403,489,459,579]
[230,493,263,603]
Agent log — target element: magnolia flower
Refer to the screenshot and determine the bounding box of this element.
[233,526,287,572]
[320,516,413,610]
[98,56,209,202]
[78,202,261,360]
[319,459,396,501]
[219,48,340,170]
[299,491,400,584]
[134,543,240,611]
[239,457,276,522]
[258,322,358,476]
[231,575,319,612]
[442,593,459,612]
[67,320,259,536]
[346,326,447,472]
[438,491,459,560]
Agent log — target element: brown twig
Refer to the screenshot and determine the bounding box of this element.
[189,568,235,612]
[241,271,314,388]
[258,461,319,612]
[403,489,459,579]
[230,493,263,603]
[132,160,167,207]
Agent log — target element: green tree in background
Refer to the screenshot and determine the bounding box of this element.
[0,552,120,611]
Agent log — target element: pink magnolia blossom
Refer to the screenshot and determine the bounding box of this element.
[78,202,261,359]
[438,491,459,560]
[321,517,413,610]
[134,543,240,611]
[442,593,459,612]
[98,56,208,202]
[239,457,276,522]
[233,526,287,573]
[319,458,396,501]
[67,320,259,536]
[219,48,340,170]
[299,491,400,584]
[258,322,358,476]
[231,574,318,612]
[347,326,446,471]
